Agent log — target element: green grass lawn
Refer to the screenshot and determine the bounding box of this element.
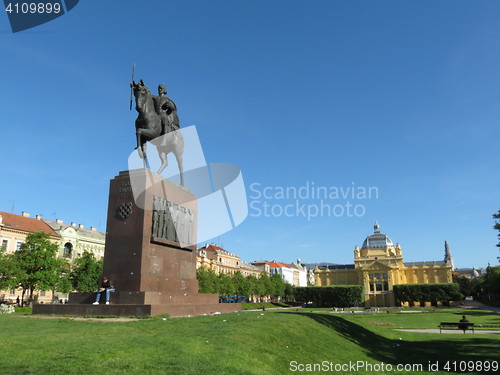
[0,307,498,375]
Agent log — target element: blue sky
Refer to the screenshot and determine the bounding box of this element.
[0,0,498,269]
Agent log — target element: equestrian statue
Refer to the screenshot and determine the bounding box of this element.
[130,79,185,186]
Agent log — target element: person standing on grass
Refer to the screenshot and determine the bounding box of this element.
[93,276,115,305]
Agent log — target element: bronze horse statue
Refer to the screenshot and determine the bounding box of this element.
[130,80,185,185]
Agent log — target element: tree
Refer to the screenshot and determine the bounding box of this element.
[247,275,264,302]
[217,272,235,298]
[69,251,103,292]
[10,232,60,306]
[270,273,286,299]
[284,283,295,301]
[232,271,251,298]
[259,272,274,300]
[196,267,219,294]
[453,274,476,297]
[482,266,500,297]
[54,260,73,295]
[0,244,13,291]
[494,210,500,253]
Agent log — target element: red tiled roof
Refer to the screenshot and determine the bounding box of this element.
[267,262,290,268]
[198,244,224,252]
[198,244,233,253]
[0,211,59,237]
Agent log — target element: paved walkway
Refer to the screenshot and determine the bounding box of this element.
[393,302,500,335]
[460,300,500,313]
[394,328,500,335]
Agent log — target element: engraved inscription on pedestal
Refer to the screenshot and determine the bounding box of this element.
[152,195,194,245]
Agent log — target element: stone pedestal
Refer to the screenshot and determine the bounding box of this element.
[34,169,241,317]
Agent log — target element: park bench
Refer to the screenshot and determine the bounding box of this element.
[439,322,474,333]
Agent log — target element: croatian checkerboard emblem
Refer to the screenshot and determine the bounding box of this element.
[117,202,133,219]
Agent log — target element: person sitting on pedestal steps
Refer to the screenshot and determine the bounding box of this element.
[93,276,115,305]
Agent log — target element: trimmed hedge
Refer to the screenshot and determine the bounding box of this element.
[294,286,363,307]
[393,283,462,306]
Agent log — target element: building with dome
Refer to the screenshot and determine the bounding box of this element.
[314,222,454,307]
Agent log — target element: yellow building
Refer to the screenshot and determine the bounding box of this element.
[315,222,454,307]
[0,211,60,304]
[43,219,105,261]
[1,211,106,304]
[196,243,261,277]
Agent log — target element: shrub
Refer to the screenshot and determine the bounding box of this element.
[294,286,363,307]
[393,283,462,306]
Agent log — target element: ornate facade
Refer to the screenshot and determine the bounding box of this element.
[315,222,454,307]
[43,219,105,261]
[0,211,105,304]
[196,244,262,277]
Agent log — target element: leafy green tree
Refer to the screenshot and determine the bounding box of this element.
[453,274,476,297]
[232,271,251,298]
[247,275,264,302]
[270,273,286,299]
[196,267,219,294]
[259,272,274,299]
[494,210,500,253]
[54,260,73,294]
[0,244,13,291]
[10,232,60,306]
[482,266,500,296]
[217,273,235,297]
[284,283,295,301]
[69,251,103,292]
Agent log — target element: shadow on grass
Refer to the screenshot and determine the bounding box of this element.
[284,312,500,366]
[452,310,498,317]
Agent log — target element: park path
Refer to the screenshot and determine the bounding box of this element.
[394,329,500,335]
[461,300,500,313]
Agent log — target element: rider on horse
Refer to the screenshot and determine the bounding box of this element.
[153,83,180,135]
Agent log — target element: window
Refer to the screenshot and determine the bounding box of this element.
[63,243,73,258]
[1,239,8,250]
[369,273,389,293]
[15,241,23,251]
